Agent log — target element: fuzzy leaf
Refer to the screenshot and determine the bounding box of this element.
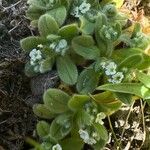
[80,16,95,35]
[68,94,90,111]
[46,6,67,26]
[76,69,100,94]
[33,104,55,119]
[114,93,132,105]
[43,89,70,114]
[56,56,78,85]
[75,110,92,127]
[20,36,47,52]
[92,92,122,114]
[58,24,79,41]
[94,123,108,141]
[60,138,83,150]
[24,62,37,77]
[38,14,59,37]
[36,121,50,138]
[97,83,150,99]
[72,35,100,60]
[136,71,150,88]
[39,57,55,73]
[119,54,143,68]
[50,115,72,140]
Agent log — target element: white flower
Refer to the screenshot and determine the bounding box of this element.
[29,49,42,61]
[100,62,107,69]
[79,1,91,14]
[50,39,68,55]
[37,44,43,48]
[50,42,57,49]
[79,129,89,141]
[58,39,68,49]
[111,72,124,83]
[105,62,117,76]
[71,6,80,18]
[85,138,97,145]
[52,144,62,150]
[92,132,100,141]
[95,112,106,125]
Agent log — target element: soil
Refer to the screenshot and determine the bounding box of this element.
[0,0,150,150]
[0,0,37,149]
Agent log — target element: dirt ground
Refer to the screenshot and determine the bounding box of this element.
[0,0,150,150]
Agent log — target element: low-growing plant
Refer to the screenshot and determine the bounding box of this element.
[21,0,150,149]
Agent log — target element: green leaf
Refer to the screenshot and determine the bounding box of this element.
[58,24,79,41]
[94,123,108,141]
[56,56,78,85]
[38,14,59,37]
[26,5,45,20]
[72,35,100,60]
[119,54,143,68]
[97,83,150,99]
[39,57,55,73]
[50,115,72,140]
[92,92,122,114]
[136,71,150,88]
[137,54,150,70]
[20,36,47,52]
[36,121,50,138]
[33,104,55,119]
[60,138,83,150]
[43,89,70,114]
[24,62,37,77]
[75,110,92,127]
[80,16,95,35]
[68,94,90,111]
[114,93,132,105]
[46,6,67,26]
[76,69,100,94]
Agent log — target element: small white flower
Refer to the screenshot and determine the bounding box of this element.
[50,42,57,49]
[111,72,124,83]
[92,132,100,141]
[71,6,80,18]
[58,39,68,49]
[29,49,42,61]
[100,62,107,69]
[85,138,97,145]
[79,1,91,14]
[105,62,117,76]
[52,144,62,150]
[79,129,89,141]
[37,44,43,48]
[95,112,106,125]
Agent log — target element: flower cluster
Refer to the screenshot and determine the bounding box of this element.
[79,129,99,145]
[50,39,68,56]
[101,61,124,83]
[52,144,62,150]
[29,48,43,72]
[95,112,106,125]
[71,1,91,18]
[100,25,118,41]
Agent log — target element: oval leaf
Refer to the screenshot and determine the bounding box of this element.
[56,56,78,85]
[72,35,100,60]
[38,14,59,37]
[20,36,47,52]
[76,69,100,94]
[33,104,55,119]
[43,89,70,114]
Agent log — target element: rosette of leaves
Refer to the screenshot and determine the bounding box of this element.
[21,14,80,85]
[26,0,71,26]
[33,88,123,150]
